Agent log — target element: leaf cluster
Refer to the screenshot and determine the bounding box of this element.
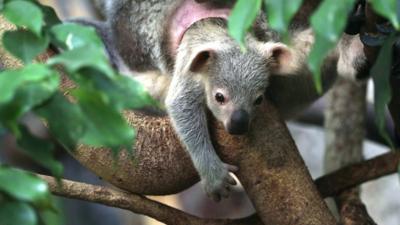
[0,1,156,224]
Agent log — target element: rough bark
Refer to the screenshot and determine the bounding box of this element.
[324,74,378,225]
[71,111,199,195]
[337,189,377,225]
[316,151,400,198]
[39,174,262,225]
[212,102,337,225]
[324,77,367,178]
[38,150,400,225]
[324,77,371,225]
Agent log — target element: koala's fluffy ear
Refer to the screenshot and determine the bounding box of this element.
[261,42,299,76]
[188,49,214,73]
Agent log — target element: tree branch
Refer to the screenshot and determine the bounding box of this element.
[38,150,399,225]
[337,189,377,225]
[211,102,337,225]
[38,174,261,225]
[316,151,400,198]
[323,73,372,225]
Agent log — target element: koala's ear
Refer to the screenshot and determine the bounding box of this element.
[261,42,298,76]
[188,49,214,73]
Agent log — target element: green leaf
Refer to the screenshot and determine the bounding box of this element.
[2,0,43,36]
[0,64,59,135]
[73,88,135,152]
[369,0,399,30]
[0,201,37,225]
[0,76,59,122]
[0,166,50,205]
[40,5,62,28]
[0,64,56,104]
[228,0,262,49]
[47,45,114,78]
[50,23,104,50]
[36,93,86,150]
[263,0,303,38]
[100,75,159,110]
[39,200,65,225]
[17,126,63,177]
[3,30,49,64]
[307,35,334,93]
[371,34,396,147]
[76,69,158,110]
[308,0,356,93]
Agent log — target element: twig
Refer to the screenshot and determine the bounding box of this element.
[39,174,261,225]
[316,151,400,198]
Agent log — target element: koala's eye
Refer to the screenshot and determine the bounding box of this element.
[215,92,226,104]
[254,95,263,105]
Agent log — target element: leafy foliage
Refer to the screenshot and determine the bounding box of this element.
[0,0,155,158]
[3,30,49,64]
[369,0,399,30]
[3,0,43,36]
[0,166,54,225]
[0,166,50,205]
[370,34,397,147]
[0,0,155,224]
[308,0,356,92]
[228,0,262,50]
[0,201,37,225]
[263,0,303,41]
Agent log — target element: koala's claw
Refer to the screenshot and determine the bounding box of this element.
[203,163,238,202]
[224,163,239,172]
[223,163,238,185]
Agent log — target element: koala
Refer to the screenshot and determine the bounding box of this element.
[85,0,367,201]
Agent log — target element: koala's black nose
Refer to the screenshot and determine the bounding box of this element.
[227,109,249,135]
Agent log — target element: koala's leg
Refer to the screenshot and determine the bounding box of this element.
[165,75,237,201]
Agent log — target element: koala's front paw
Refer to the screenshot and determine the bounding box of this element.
[202,163,238,202]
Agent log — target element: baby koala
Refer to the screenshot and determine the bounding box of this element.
[89,0,358,201]
[165,19,299,201]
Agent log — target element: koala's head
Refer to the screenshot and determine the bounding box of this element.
[185,40,296,135]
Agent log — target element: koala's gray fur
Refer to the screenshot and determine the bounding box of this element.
[85,0,367,201]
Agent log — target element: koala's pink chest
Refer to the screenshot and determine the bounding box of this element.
[170,0,231,53]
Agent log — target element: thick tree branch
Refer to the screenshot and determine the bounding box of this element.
[323,75,373,225]
[326,81,363,224]
[38,150,399,225]
[211,102,337,225]
[316,151,400,198]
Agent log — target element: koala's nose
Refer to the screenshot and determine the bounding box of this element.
[227,109,249,135]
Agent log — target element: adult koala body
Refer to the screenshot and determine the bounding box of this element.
[89,0,366,200]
